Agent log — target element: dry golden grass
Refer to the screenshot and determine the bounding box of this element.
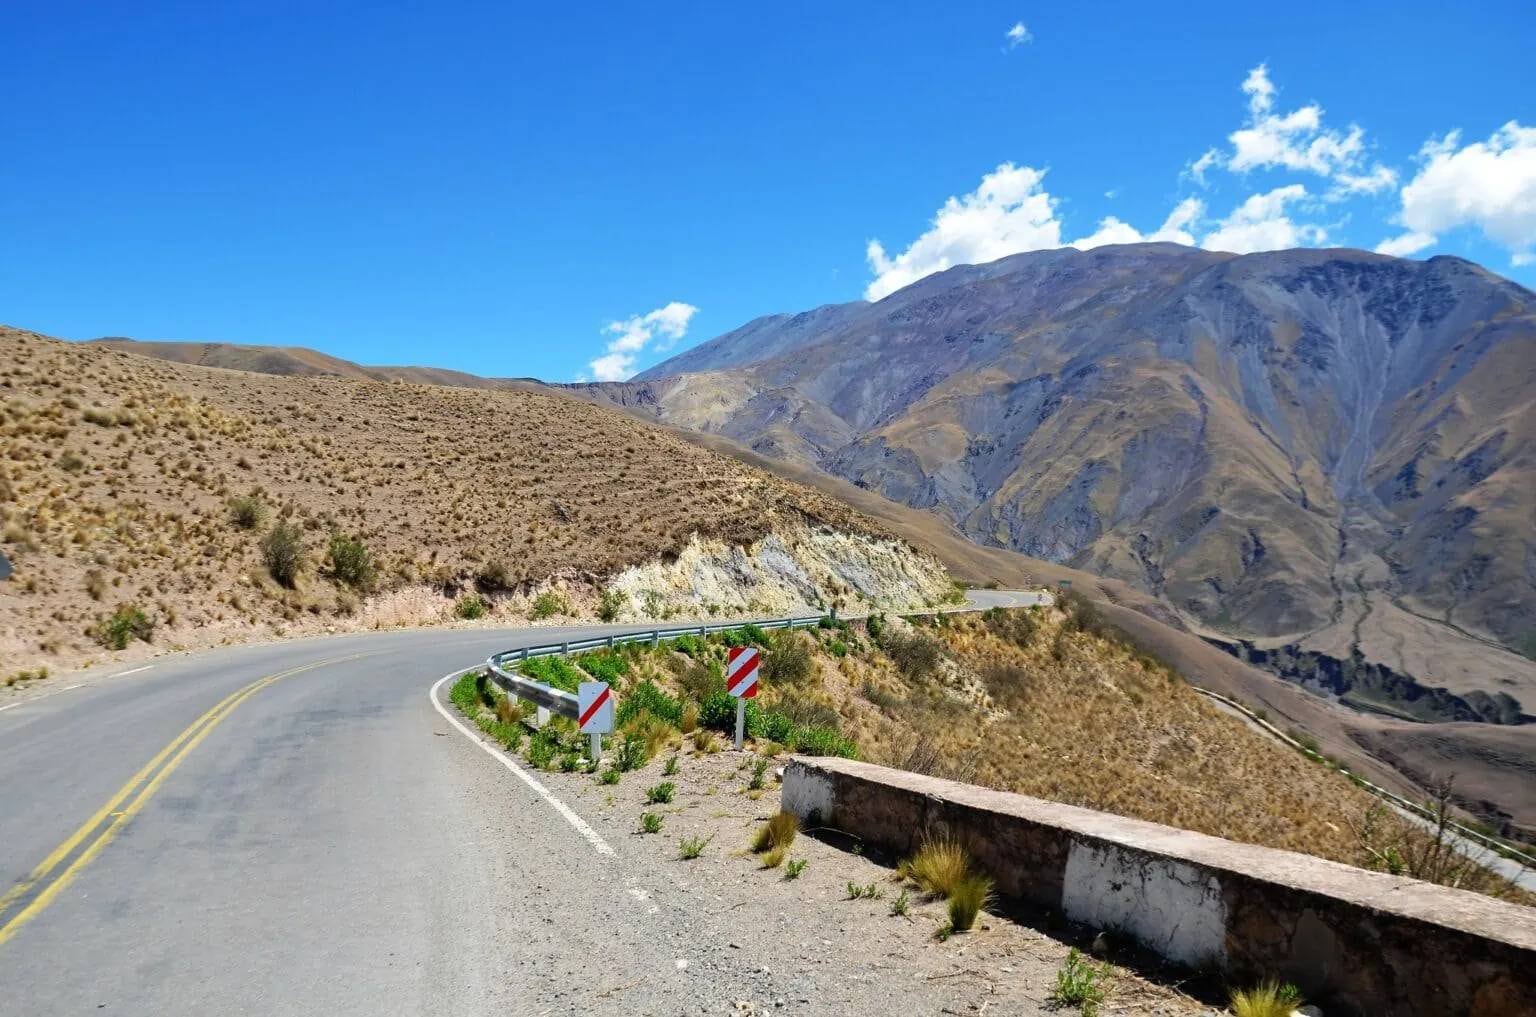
[0,326,895,674]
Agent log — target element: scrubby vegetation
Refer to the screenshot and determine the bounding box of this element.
[1229,981,1302,1017]
[94,603,154,650]
[1050,949,1108,1015]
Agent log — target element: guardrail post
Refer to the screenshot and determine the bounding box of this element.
[561,641,569,655]
[590,731,602,763]
[651,630,659,647]
[699,625,706,636]
[606,635,614,649]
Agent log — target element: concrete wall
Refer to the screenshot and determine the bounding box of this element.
[782,757,1536,1017]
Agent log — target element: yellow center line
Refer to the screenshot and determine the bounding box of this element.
[0,652,372,949]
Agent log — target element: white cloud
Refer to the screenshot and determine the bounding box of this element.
[1200,184,1326,254]
[1209,65,1395,195]
[865,163,1063,300]
[587,301,699,381]
[1376,122,1536,265]
[1005,22,1031,48]
[1072,197,1205,250]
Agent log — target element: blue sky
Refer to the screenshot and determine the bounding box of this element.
[4,2,1534,382]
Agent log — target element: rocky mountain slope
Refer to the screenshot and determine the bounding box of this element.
[576,243,1536,731]
[0,327,952,677]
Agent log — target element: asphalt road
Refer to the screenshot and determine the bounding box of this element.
[0,592,1044,1015]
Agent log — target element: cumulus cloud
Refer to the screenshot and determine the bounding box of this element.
[587,301,699,382]
[1072,198,1204,250]
[865,163,1063,300]
[1206,64,1395,195]
[1005,21,1031,48]
[1201,184,1326,254]
[1375,122,1536,265]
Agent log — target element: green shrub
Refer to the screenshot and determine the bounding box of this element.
[789,725,857,758]
[678,834,711,859]
[580,650,629,686]
[639,812,663,834]
[826,639,848,658]
[669,634,707,657]
[1050,949,1107,1016]
[529,590,568,619]
[748,758,769,790]
[455,594,488,620]
[645,781,676,804]
[448,672,481,713]
[783,857,807,880]
[763,630,814,685]
[260,522,304,588]
[865,613,886,641]
[615,733,647,772]
[95,604,154,650]
[598,766,621,785]
[228,493,266,530]
[526,733,558,770]
[520,654,584,693]
[884,629,942,680]
[719,624,770,648]
[327,532,376,591]
[618,680,683,727]
[890,889,910,916]
[597,588,628,622]
[845,882,882,900]
[663,755,680,776]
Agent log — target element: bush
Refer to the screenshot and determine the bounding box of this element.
[748,758,768,790]
[95,604,154,650]
[327,532,376,591]
[908,838,971,898]
[645,782,676,805]
[1050,949,1107,1016]
[678,834,710,860]
[678,659,723,700]
[617,680,682,727]
[580,650,629,687]
[260,523,304,588]
[784,857,807,880]
[763,630,814,686]
[229,493,266,530]
[597,588,628,622]
[639,812,663,834]
[598,766,621,785]
[884,629,942,680]
[529,591,568,620]
[1230,981,1303,1017]
[669,634,706,658]
[750,810,798,854]
[719,624,770,648]
[946,873,992,932]
[520,655,583,695]
[615,733,647,772]
[663,755,680,776]
[455,594,489,620]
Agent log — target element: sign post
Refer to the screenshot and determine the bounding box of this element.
[726,646,760,750]
[577,680,614,762]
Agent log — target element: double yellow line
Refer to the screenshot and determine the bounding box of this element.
[0,653,366,948]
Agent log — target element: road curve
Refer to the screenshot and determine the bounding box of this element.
[0,592,1042,1015]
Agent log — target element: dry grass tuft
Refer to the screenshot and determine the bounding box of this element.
[751,810,798,854]
[907,838,971,898]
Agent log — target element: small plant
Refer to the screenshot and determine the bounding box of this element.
[750,810,798,855]
[456,593,489,620]
[526,738,556,770]
[691,729,719,753]
[890,889,910,917]
[1230,981,1303,1017]
[529,590,569,620]
[663,755,680,776]
[1050,949,1107,1016]
[615,733,647,772]
[783,857,807,880]
[845,882,882,900]
[559,752,581,772]
[678,834,711,860]
[327,532,377,591]
[229,493,266,530]
[598,766,621,785]
[748,758,769,790]
[260,522,304,588]
[679,701,700,734]
[639,811,663,834]
[907,838,971,898]
[597,588,628,622]
[645,781,676,805]
[95,604,154,650]
[946,873,992,932]
[760,845,787,868]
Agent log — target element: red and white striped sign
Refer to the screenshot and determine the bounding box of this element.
[726,646,760,699]
[578,681,614,733]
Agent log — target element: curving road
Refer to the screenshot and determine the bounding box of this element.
[0,592,1043,1015]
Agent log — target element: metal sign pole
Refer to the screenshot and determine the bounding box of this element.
[734,698,745,750]
[590,731,602,762]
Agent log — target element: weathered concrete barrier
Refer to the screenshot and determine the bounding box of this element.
[782,757,1536,1017]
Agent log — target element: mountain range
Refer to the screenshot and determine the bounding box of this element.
[574,243,1536,729]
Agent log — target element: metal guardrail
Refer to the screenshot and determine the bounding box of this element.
[1192,686,1536,872]
[483,615,825,721]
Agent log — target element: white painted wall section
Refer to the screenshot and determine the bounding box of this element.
[1061,840,1227,969]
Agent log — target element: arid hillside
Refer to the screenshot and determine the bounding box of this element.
[0,326,952,678]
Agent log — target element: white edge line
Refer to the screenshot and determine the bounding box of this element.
[112,665,153,678]
[430,670,615,858]
[0,703,19,713]
[60,683,84,692]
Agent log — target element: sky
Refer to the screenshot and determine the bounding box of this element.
[3,2,1534,382]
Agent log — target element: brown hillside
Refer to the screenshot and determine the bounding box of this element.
[0,326,928,677]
